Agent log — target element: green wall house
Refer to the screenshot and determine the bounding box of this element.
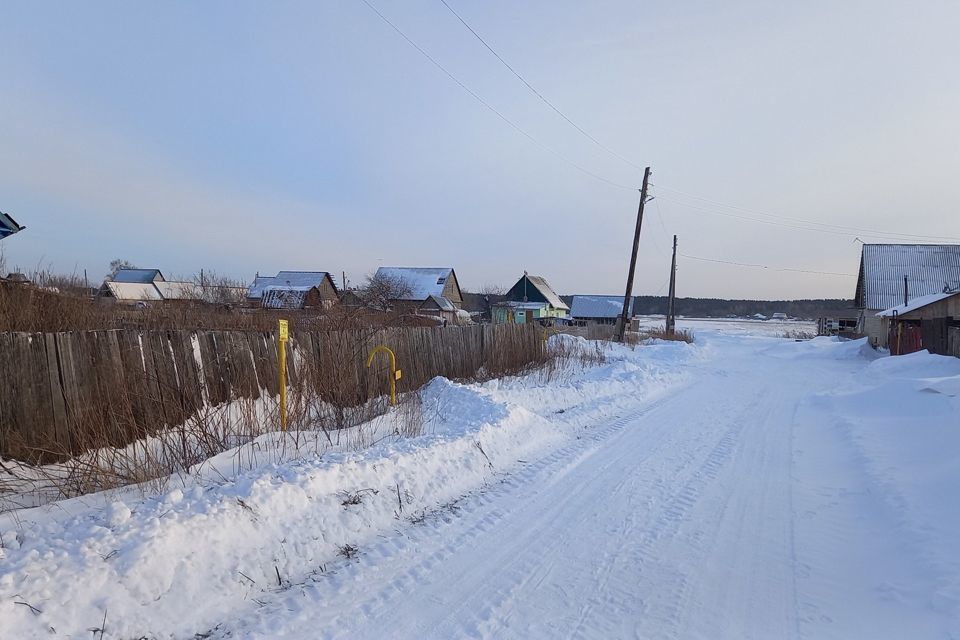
[493,273,569,325]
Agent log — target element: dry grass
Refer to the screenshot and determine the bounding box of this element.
[0,321,552,507]
[781,329,816,340]
[638,327,696,343]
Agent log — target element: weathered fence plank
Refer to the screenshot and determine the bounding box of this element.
[0,324,542,461]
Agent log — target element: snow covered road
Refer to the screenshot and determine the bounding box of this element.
[208,335,960,640]
[4,332,959,639]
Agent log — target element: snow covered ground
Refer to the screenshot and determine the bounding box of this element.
[633,313,817,337]
[2,329,959,639]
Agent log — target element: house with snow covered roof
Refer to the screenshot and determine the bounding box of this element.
[246,271,339,310]
[493,273,569,325]
[370,267,463,323]
[570,294,633,326]
[854,244,960,346]
[874,288,960,356]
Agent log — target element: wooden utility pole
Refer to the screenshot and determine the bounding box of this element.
[616,166,652,342]
[666,234,677,335]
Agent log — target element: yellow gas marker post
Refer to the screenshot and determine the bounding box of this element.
[366,345,400,407]
[278,319,289,431]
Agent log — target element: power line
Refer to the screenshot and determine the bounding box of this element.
[359,0,638,191]
[678,252,856,277]
[438,0,644,172]
[657,184,960,243]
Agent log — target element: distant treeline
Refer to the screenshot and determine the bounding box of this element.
[631,296,856,320]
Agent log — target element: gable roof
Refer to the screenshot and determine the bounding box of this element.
[460,292,505,313]
[261,286,314,309]
[103,281,163,301]
[0,211,25,240]
[373,267,457,301]
[876,289,960,317]
[113,268,165,284]
[507,274,569,311]
[247,271,336,299]
[855,244,960,310]
[421,294,456,312]
[570,295,632,319]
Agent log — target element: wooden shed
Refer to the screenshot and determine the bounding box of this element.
[876,290,960,356]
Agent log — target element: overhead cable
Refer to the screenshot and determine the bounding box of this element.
[360,0,639,191]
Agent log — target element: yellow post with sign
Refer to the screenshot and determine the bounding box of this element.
[278,319,289,431]
[366,345,400,407]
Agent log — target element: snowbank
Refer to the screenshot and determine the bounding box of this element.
[0,337,697,639]
[793,343,960,635]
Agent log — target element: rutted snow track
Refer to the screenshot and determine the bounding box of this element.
[210,338,865,640]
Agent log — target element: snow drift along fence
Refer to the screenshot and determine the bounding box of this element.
[0,324,544,462]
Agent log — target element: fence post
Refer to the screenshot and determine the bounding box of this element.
[278,319,289,431]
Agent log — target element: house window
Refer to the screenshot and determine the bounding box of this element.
[437,277,446,285]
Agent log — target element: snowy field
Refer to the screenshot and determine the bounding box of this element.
[1,326,959,639]
[634,313,818,337]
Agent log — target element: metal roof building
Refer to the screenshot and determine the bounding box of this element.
[877,289,960,317]
[570,295,633,319]
[0,211,24,240]
[855,244,960,311]
[373,267,458,301]
[247,271,338,299]
[102,281,164,301]
[112,268,165,284]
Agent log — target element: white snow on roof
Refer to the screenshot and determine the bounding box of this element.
[524,275,569,311]
[423,295,456,312]
[261,287,312,309]
[495,301,550,310]
[876,290,960,317]
[570,295,631,319]
[374,267,453,301]
[248,272,332,299]
[858,244,960,310]
[104,281,163,301]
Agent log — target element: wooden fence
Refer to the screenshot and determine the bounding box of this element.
[0,324,543,462]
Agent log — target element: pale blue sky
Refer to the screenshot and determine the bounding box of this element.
[2,1,959,298]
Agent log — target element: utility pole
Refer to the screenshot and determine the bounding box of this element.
[616,166,652,342]
[666,234,677,335]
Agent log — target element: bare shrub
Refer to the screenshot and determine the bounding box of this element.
[781,329,816,340]
[638,327,695,343]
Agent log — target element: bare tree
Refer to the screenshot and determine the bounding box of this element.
[107,259,137,280]
[360,272,414,311]
[479,283,506,296]
[192,269,247,304]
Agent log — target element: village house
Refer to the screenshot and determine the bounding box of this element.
[569,294,632,326]
[98,268,166,303]
[246,271,339,310]
[875,289,960,356]
[460,291,505,323]
[854,244,960,347]
[493,273,569,325]
[371,267,464,324]
[99,269,245,305]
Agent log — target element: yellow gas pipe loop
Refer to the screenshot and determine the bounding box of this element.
[366,345,401,407]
